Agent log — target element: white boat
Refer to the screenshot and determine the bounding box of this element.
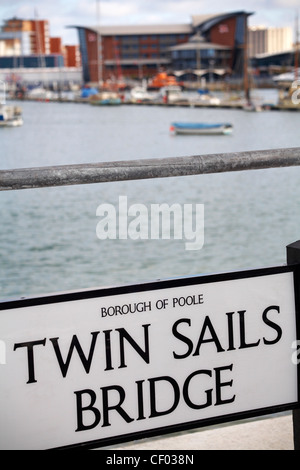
[129,86,155,103]
[26,87,54,100]
[0,105,23,127]
[196,89,221,106]
[158,86,187,104]
[170,122,233,135]
[243,101,262,112]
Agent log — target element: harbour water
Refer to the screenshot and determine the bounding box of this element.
[1,93,300,300]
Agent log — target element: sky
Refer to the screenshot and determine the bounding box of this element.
[0,0,298,45]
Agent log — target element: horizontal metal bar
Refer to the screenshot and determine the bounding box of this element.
[1,147,300,191]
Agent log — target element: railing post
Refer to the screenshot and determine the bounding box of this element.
[287,240,300,450]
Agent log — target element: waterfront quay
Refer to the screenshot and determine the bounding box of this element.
[15,95,299,111]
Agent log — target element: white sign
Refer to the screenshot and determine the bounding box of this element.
[0,266,298,449]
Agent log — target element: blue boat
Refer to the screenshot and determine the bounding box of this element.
[170,122,233,135]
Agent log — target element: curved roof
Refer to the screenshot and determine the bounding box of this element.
[192,11,253,33]
[69,23,191,36]
[69,11,253,37]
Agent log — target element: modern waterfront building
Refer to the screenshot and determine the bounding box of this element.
[0,17,81,80]
[1,17,51,55]
[250,49,300,76]
[248,26,293,57]
[248,26,298,77]
[71,11,253,84]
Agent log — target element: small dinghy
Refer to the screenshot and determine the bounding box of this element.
[170,122,233,135]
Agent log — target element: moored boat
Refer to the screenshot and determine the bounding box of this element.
[148,72,182,89]
[129,86,155,103]
[0,105,23,127]
[277,86,300,110]
[89,91,122,105]
[170,122,233,135]
[158,86,187,104]
[26,87,54,101]
[196,88,221,106]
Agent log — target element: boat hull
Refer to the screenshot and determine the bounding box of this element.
[89,92,122,106]
[0,120,23,127]
[171,122,233,135]
[90,99,121,105]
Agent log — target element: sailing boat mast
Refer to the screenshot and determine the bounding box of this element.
[295,10,299,80]
[243,14,250,102]
[96,0,103,87]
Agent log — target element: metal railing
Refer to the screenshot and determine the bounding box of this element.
[1,147,300,191]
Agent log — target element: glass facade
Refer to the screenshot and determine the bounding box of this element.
[78,28,90,83]
[235,15,245,45]
[0,55,64,68]
[171,48,230,71]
